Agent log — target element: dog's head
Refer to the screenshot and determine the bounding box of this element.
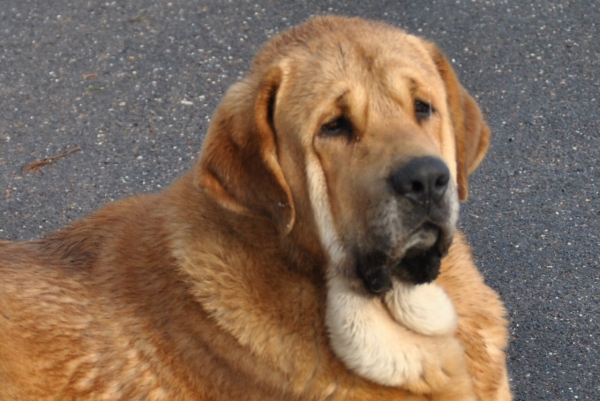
[195,16,489,295]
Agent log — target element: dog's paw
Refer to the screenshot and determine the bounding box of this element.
[384,281,457,336]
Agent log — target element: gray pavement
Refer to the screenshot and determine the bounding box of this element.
[1,1,598,400]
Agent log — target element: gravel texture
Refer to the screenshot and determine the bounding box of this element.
[1,1,598,400]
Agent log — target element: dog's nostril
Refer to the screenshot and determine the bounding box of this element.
[412,182,425,193]
[435,174,449,188]
[390,157,450,205]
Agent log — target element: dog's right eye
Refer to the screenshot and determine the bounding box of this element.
[414,100,435,122]
[320,116,353,138]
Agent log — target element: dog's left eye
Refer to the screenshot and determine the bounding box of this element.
[414,100,435,122]
[320,116,353,138]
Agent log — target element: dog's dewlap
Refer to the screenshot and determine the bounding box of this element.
[325,275,458,387]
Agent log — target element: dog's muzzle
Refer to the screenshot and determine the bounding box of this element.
[357,157,454,294]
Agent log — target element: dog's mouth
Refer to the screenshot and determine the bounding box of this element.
[355,223,451,295]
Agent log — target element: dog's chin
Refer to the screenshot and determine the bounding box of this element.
[356,224,453,295]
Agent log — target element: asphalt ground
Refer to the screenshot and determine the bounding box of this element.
[0,1,598,400]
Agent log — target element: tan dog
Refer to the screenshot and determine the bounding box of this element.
[0,16,510,400]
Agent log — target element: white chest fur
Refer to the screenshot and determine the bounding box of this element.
[325,275,457,387]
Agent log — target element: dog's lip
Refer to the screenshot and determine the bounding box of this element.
[411,221,454,254]
[356,222,452,294]
[355,250,391,295]
[404,222,441,255]
[391,243,443,285]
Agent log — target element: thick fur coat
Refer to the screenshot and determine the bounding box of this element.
[0,16,510,401]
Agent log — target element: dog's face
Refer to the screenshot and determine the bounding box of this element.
[272,31,463,294]
[197,17,490,295]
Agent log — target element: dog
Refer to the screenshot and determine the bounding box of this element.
[0,16,510,400]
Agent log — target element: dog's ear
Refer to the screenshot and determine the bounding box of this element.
[427,44,491,201]
[195,66,295,234]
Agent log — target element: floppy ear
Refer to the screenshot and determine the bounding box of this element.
[194,66,295,234]
[427,45,491,201]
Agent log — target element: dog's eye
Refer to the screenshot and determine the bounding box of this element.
[414,100,435,122]
[320,116,353,138]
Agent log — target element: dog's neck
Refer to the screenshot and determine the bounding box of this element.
[163,174,340,390]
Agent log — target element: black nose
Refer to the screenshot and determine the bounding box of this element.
[390,157,450,206]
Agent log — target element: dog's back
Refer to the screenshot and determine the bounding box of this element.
[0,195,204,399]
